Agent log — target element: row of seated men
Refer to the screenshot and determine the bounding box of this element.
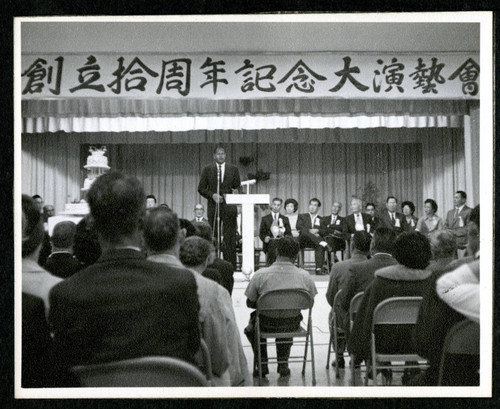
[325,203,479,386]
[257,191,472,275]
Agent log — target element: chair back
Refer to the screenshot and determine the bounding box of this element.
[257,289,313,312]
[71,356,209,387]
[349,291,364,329]
[372,296,422,326]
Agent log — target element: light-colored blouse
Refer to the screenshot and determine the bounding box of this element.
[415,214,444,236]
[286,214,299,237]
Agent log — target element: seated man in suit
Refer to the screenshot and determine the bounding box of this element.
[44,221,82,279]
[377,196,407,234]
[259,197,292,266]
[319,201,348,264]
[345,197,372,235]
[444,190,472,258]
[49,172,201,377]
[191,203,209,224]
[296,198,329,275]
[365,202,381,233]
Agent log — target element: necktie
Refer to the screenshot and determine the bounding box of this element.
[391,213,395,225]
[454,208,459,219]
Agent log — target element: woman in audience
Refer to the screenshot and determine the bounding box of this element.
[284,198,300,239]
[402,201,418,231]
[347,232,433,382]
[415,198,444,237]
[22,195,62,316]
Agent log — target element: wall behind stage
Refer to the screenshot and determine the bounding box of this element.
[22,128,467,221]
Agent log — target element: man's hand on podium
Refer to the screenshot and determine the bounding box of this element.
[212,193,224,203]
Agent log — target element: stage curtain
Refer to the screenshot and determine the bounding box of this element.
[22,128,465,221]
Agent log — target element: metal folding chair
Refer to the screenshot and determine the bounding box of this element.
[349,291,364,386]
[438,319,480,386]
[368,296,428,386]
[326,289,347,378]
[255,289,316,386]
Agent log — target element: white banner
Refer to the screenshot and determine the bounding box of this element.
[21,53,480,100]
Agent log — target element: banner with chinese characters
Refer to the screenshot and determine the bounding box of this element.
[21,53,479,100]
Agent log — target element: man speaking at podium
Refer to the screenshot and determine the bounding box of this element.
[198,146,241,268]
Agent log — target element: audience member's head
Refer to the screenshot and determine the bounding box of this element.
[276,236,300,261]
[179,219,197,240]
[51,221,76,251]
[22,195,45,258]
[143,207,180,253]
[468,204,480,256]
[424,198,438,216]
[365,202,376,217]
[393,232,432,270]
[401,201,416,217]
[352,231,372,254]
[386,196,398,213]
[308,198,321,214]
[31,195,43,213]
[73,215,101,266]
[42,204,55,221]
[193,222,213,242]
[350,197,363,214]
[146,194,157,209]
[428,230,457,260]
[454,190,467,207]
[160,203,171,210]
[179,236,213,269]
[371,227,397,255]
[87,172,146,245]
[284,198,299,214]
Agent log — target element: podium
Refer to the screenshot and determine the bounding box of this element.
[225,193,269,277]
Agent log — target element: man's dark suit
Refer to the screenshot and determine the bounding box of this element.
[319,214,347,252]
[340,253,397,311]
[198,163,241,268]
[49,249,201,370]
[345,212,372,234]
[259,213,292,265]
[44,252,82,279]
[444,205,472,250]
[377,210,408,234]
[296,213,325,271]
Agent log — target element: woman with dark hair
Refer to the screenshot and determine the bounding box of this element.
[416,198,444,237]
[402,200,418,231]
[22,195,62,315]
[284,198,299,239]
[348,232,433,371]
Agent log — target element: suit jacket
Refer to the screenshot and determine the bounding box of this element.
[296,213,322,233]
[259,213,292,252]
[198,163,241,203]
[191,217,209,224]
[444,205,472,248]
[49,248,201,369]
[44,252,83,279]
[319,214,348,240]
[377,210,408,234]
[340,253,397,311]
[345,212,372,234]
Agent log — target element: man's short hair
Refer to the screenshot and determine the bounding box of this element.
[272,197,283,204]
[276,236,300,260]
[179,219,197,238]
[365,202,376,209]
[143,207,179,252]
[193,222,213,242]
[87,172,146,242]
[213,145,225,154]
[352,231,372,253]
[31,194,42,200]
[22,195,44,257]
[393,232,431,270]
[73,215,101,266]
[401,201,415,214]
[424,198,438,213]
[428,230,457,260]
[51,221,76,248]
[372,227,397,254]
[179,236,213,267]
[469,204,479,228]
[284,198,298,212]
[309,198,321,207]
[456,190,467,200]
[146,194,157,203]
[386,195,398,203]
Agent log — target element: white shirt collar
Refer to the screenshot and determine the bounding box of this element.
[456,204,465,212]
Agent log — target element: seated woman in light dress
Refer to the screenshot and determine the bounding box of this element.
[402,200,418,231]
[415,198,444,237]
[284,198,299,239]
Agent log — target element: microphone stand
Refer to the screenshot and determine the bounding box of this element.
[213,166,222,258]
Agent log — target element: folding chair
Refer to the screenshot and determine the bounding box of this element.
[368,296,428,386]
[326,289,347,378]
[438,319,480,386]
[349,291,364,386]
[255,289,316,386]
